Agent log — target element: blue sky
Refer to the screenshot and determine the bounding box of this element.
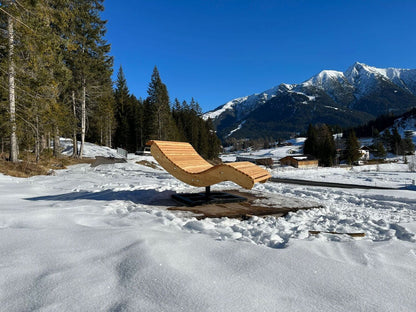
[102,0,416,113]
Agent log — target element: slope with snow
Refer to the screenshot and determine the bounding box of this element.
[1,141,416,311]
[205,62,416,139]
[202,96,248,120]
[203,85,280,122]
[387,115,416,146]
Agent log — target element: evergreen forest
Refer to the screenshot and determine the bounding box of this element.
[0,0,221,163]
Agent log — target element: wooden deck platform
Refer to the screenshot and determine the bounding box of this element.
[168,190,323,219]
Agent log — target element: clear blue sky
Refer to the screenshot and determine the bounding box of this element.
[102,0,416,113]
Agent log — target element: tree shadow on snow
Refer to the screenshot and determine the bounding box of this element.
[25,189,178,207]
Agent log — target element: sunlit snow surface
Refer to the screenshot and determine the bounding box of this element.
[1,141,416,311]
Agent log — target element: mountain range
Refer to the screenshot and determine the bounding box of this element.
[203,62,416,140]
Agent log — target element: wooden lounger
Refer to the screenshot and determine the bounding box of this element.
[147,140,271,190]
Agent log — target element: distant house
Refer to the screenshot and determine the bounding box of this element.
[279,155,318,168]
[359,146,370,160]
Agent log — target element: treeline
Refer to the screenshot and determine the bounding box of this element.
[303,124,368,166]
[303,122,415,167]
[0,0,113,161]
[374,128,414,157]
[0,0,221,162]
[112,66,221,159]
[347,108,415,157]
[303,124,337,166]
[348,108,416,138]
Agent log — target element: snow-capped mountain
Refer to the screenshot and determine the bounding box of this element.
[204,62,416,140]
[203,85,280,121]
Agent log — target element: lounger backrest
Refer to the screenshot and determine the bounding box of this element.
[148,140,212,173]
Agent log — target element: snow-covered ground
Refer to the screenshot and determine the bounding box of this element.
[1,142,416,311]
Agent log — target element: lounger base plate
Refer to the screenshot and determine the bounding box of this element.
[172,192,247,207]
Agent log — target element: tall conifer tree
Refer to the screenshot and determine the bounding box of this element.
[303,124,318,156]
[345,130,361,165]
[63,0,112,158]
[113,66,130,148]
[145,66,176,141]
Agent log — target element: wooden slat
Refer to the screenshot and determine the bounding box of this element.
[173,160,210,166]
[168,155,205,160]
[227,163,268,175]
[182,164,212,170]
[173,162,207,166]
[253,174,272,183]
[159,148,196,152]
[161,152,197,156]
[227,162,255,169]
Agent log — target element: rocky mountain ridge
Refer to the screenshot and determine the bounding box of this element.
[204,62,416,140]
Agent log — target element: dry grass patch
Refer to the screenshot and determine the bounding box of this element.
[136,160,160,170]
[0,152,94,178]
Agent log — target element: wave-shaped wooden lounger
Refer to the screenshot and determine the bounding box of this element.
[147,140,271,190]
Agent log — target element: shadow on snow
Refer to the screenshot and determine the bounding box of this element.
[25,189,177,207]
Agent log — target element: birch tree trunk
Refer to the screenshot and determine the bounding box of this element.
[100,121,103,145]
[41,135,47,151]
[8,14,18,162]
[71,90,78,157]
[79,81,86,159]
[35,116,40,163]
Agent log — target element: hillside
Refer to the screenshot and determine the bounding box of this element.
[204,62,416,140]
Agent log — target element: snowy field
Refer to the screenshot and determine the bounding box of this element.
[1,141,416,311]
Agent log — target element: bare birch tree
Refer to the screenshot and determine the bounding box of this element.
[7,6,18,162]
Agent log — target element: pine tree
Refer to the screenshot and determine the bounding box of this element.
[205,118,221,159]
[345,130,361,165]
[303,124,318,156]
[0,0,113,161]
[1,0,72,161]
[317,124,336,167]
[145,66,176,141]
[133,96,145,149]
[63,0,113,158]
[113,66,130,148]
[374,141,386,158]
[303,124,336,166]
[403,130,415,155]
[88,75,115,147]
[381,129,392,152]
[171,98,185,140]
[391,128,402,155]
[197,118,209,157]
[188,98,201,148]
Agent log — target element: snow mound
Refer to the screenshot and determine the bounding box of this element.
[60,138,121,158]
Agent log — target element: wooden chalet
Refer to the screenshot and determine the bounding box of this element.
[279,155,318,168]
